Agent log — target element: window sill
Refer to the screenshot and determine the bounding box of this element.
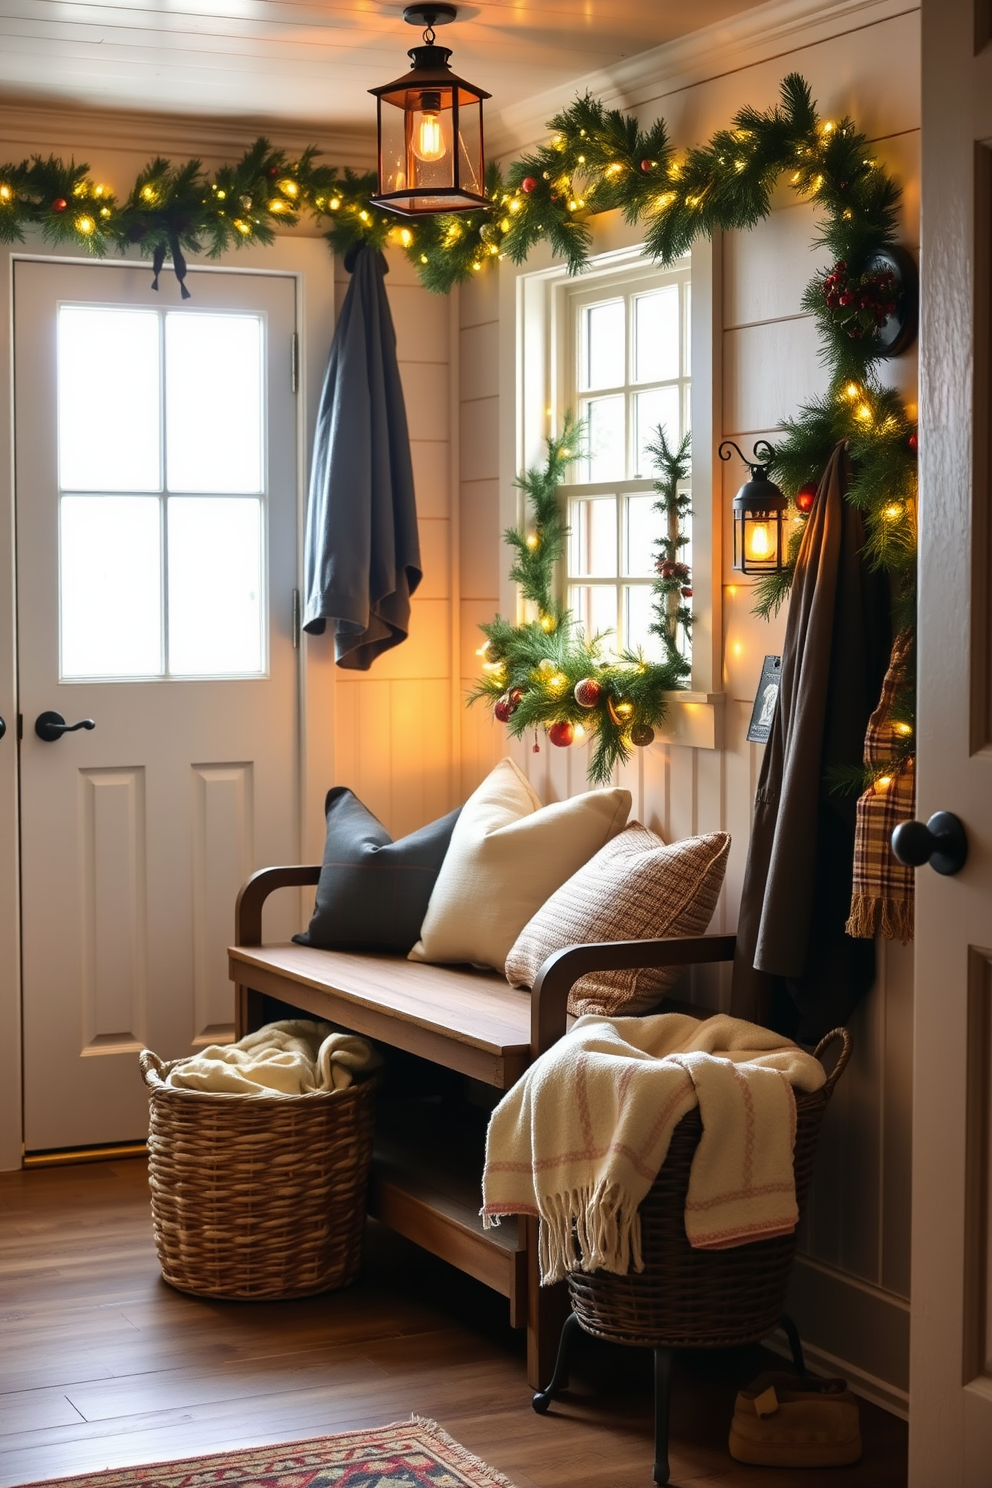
[654,691,725,751]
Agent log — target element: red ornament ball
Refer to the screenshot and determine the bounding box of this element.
[521,176,538,194]
[640,159,655,173]
[548,719,575,748]
[796,482,818,514]
[493,696,514,724]
[52,198,68,213]
[573,677,602,708]
[681,587,693,599]
[908,431,918,454]
[508,687,524,705]
[630,723,655,748]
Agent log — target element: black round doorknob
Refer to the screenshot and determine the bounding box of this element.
[891,811,968,876]
[35,710,96,743]
[0,716,5,740]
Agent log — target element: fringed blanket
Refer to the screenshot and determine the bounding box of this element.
[165,1019,381,1096]
[846,628,916,942]
[481,1013,825,1284]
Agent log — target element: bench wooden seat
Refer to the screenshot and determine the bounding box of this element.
[230,863,736,1385]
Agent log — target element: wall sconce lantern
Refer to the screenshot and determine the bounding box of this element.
[720,439,788,575]
[369,5,491,218]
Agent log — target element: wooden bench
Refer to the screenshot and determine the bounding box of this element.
[230,863,736,1386]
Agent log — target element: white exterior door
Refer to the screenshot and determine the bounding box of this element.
[911,1,992,1480]
[15,260,301,1154]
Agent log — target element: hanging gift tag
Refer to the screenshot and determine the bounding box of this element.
[747,655,782,743]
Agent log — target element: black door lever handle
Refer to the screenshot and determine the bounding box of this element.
[35,711,96,743]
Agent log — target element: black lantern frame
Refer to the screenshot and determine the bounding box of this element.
[369,5,491,219]
[720,439,788,576]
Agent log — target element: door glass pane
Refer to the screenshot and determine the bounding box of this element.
[634,286,679,383]
[634,387,681,475]
[580,300,624,391]
[625,494,658,576]
[569,497,617,577]
[165,314,263,494]
[568,583,618,645]
[167,497,263,676]
[60,495,162,678]
[58,307,161,493]
[583,395,625,481]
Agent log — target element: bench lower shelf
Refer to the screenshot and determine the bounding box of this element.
[369,1096,527,1327]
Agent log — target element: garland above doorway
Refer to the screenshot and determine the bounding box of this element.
[2,73,917,782]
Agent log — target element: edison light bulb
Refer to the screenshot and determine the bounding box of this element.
[412,93,446,163]
[746,522,771,561]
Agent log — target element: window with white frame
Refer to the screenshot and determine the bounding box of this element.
[561,261,691,658]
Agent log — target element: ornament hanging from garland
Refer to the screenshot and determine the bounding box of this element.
[469,414,693,785]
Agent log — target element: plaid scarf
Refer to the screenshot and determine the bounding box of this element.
[846,631,915,942]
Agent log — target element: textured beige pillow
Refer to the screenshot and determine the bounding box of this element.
[505,822,731,1016]
[409,757,631,971]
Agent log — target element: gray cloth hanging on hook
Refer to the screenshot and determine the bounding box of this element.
[302,244,422,669]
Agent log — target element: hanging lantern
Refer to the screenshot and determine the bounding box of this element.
[369,5,491,218]
[719,439,788,575]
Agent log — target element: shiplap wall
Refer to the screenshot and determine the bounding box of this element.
[457,7,919,1412]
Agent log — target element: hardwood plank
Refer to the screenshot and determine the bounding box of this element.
[228,945,532,1087]
[0,1161,908,1488]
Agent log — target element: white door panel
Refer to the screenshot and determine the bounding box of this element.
[15,261,300,1152]
[912,1,992,1479]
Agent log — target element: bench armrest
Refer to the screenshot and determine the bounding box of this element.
[530,933,737,1057]
[235,864,322,946]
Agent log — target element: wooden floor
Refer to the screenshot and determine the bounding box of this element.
[0,1158,908,1488]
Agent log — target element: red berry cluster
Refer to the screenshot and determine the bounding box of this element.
[655,557,692,598]
[821,260,898,340]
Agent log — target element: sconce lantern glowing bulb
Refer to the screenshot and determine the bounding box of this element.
[369,5,491,218]
[719,439,788,576]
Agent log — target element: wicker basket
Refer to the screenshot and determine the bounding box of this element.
[566,1028,852,1350]
[140,1049,378,1301]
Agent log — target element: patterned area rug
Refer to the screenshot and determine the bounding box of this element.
[22,1418,518,1488]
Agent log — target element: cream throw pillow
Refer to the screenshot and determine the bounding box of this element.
[505,822,731,1016]
[409,757,631,971]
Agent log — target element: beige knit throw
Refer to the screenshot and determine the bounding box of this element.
[481,1012,825,1284]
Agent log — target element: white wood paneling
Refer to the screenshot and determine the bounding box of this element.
[190,763,253,1045]
[79,767,148,1052]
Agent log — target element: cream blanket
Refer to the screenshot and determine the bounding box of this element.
[481,1013,825,1284]
[165,1019,381,1096]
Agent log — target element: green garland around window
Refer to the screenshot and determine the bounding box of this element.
[469,413,693,785]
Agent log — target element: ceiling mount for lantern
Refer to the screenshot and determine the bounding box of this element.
[369,4,492,218]
[720,439,789,575]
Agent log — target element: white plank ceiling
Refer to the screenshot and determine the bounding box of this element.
[0,0,762,141]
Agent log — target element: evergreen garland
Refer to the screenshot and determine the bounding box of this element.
[647,429,693,683]
[3,74,917,777]
[469,417,687,785]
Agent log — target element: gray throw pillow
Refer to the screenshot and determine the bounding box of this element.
[295,787,460,953]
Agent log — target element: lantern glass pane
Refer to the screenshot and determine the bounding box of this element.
[455,98,483,195]
[409,99,455,191]
[379,103,409,195]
